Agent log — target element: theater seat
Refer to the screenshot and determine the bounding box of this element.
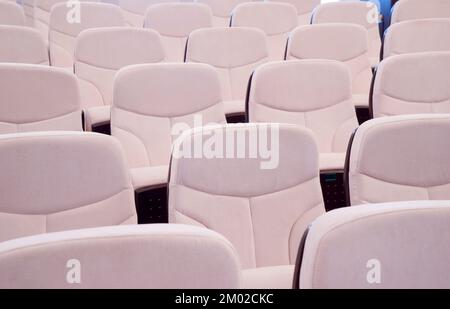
[0,1,25,26]
[295,201,450,289]
[231,2,298,60]
[144,3,212,62]
[111,63,226,190]
[347,114,450,205]
[186,27,269,118]
[169,124,326,289]
[312,1,381,67]
[270,0,320,25]
[391,0,450,24]
[0,64,82,133]
[119,0,182,27]
[383,19,450,59]
[0,25,49,64]
[195,0,248,27]
[74,27,166,131]
[34,0,95,42]
[0,131,137,242]
[247,60,358,172]
[286,24,372,109]
[49,2,125,68]
[0,224,241,288]
[372,52,450,118]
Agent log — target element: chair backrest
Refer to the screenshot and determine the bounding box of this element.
[144,3,212,62]
[34,0,96,41]
[186,27,269,115]
[195,0,248,27]
[347,114,450,205]
[0,25,48,64]
[296,201,450,289]
[269,0,320,25]
[372,52,450,118]
[231,2,298,60]
[312,1,381,66]
[0,64,82,134]
[75,27,166,111]
[286,24,371,107]
[22,0,36,27]
[248,60,358,154]
[383,19,450,59]
[0,0,26,26]
[391,0,450,24]
[119,0,181,27]
[0,224,241,288]
[111,63,226,169]
[0,131,137,242]
[169,123,325,269]
[49,2,125,68]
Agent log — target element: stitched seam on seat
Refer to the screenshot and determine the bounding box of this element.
[179,175,318,198]
[248,198,257,268]
[114,101,222,118]
[256,98,352,113]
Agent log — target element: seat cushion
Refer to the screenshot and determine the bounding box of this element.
[242,265,295,289]
[130,165,169,190]
[320,153,346,172]
[223,100,245,116]
[84,106,111,131]
[352,94,369,107]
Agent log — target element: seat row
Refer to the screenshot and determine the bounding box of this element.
[2,3,450,114]
[1,117,450,288]
[1,50,449,183]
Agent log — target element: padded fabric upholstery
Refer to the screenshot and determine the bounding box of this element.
[119,0,182,27]
[195,0,248,27]
[299,201,450,289]
[112,63,226,189]
[0,131,137,242]
[248,60,358,171]
[391,0,450,24]
[34,0,96,41]
[348,114,450,205]
[186,27,269,115]
[144,3,212,62]
[49,2,125,68]
[383,19,450,59]
[372,52,450,118]
[22,0,36,27]
[0,224,242,289]
[0,25,49,64]
[169,123,325,288]
[231,2,298,61]
[270,0,320,25]
[0,64,82,134]
[74,27,166,130]
[243,265,295,289]
[0,1,26,26]
[312,1,381,66]
[286,24,372,108]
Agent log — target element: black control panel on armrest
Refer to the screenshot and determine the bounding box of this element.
[320,172,346,212]
[226,113,247,124]
[135,184,168,224]
[356,107,371,125]
[91,122,111,135]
